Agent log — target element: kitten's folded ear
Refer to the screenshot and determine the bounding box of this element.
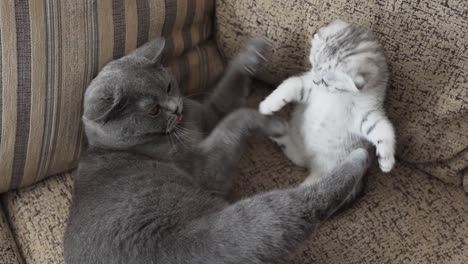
[128,37,166,64]
[335,71,360,92]
[83,86,122,121]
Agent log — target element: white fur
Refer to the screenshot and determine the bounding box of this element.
[259,21,396,184]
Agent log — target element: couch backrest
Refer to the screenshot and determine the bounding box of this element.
[0,0,223,193]
[216,0,468,189]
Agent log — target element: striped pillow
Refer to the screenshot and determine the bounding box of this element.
[0,0,223,192]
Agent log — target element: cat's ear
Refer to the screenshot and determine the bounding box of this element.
[128,37,166,64]
[83,86,122,121]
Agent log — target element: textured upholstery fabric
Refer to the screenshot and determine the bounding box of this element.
[216,0,468,189]
[0,205,23,264]
[0,0,223,192]
[2,84,467,264]
[2,173,72,264]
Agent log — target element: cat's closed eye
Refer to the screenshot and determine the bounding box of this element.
[114,99,128,113]
[321,79,328,87]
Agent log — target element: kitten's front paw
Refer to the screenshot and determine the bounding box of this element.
[376,142,395,173]
[233,37,269,75]
[259,98,283,115]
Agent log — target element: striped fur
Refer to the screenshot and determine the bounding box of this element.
[0,0,223,192]
[260,20,396,185]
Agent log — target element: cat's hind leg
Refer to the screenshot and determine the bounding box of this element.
[303,149,371,215]
[301,170,325,186]
[271,132,307,168]
[192,108,287,195]
[165,148,370,264]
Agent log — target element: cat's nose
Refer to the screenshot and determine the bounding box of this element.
[171,105,183,121]
[163,97,183,115]
[171,103,183,115]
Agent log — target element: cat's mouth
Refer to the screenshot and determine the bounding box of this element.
[176,113,183,121]
[165,116,183,134]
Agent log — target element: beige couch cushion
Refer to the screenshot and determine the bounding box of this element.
[216,0,468,189]
[2,174,72,264]
[0,0,223,192]
[0,205,23,264]
[2,83,467,263]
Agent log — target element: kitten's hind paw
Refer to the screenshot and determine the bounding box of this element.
[378,154,395,173]
[376,141,395,173]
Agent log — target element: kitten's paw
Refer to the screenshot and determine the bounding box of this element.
[378,155,395,173]
[233,37,269,75]
[259,98,283,115]
[376,143,395,173]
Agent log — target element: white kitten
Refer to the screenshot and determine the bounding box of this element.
[260,20,396,185]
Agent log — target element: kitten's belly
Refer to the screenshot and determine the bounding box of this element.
[294,93,363,173]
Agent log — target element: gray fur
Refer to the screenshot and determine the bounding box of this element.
[64,37,370,264]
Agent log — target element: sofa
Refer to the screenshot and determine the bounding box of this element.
[0,0,466,263]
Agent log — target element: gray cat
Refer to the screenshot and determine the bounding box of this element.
[64,37,370,264]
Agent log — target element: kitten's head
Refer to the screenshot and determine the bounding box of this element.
[309,20,389,93]
[83,38,183,149]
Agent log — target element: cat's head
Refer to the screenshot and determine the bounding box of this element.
[83,38,183,149]
[309,20,389,93]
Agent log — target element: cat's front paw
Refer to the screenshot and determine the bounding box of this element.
[233,37,269,75]
[376,142,395,173]
[262,115,287,138]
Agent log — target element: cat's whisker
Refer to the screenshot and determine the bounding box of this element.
[167,131,175,148]
[177,125,197,134]
[166,130,174,150]
[174,127,194,144]
[176,127,198,142]
[164,116,178,150]
[173,130,190,149]
[177,132,195,144]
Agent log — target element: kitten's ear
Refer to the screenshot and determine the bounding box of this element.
[340,72,360,92]
[128,37,166,64]
[83,86,122,121]
[353,74,366,90]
